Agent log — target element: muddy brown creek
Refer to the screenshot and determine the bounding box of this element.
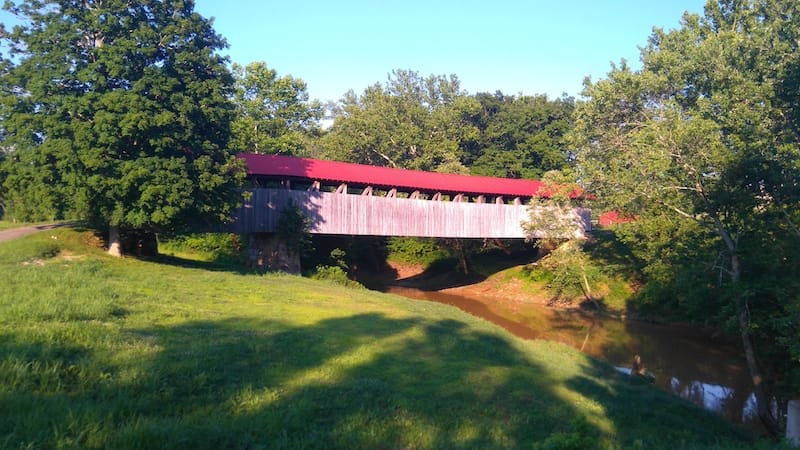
[381,285,761,431]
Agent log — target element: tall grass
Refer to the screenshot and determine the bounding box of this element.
[0,228,762,449]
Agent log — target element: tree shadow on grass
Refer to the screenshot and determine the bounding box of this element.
[150,253,254,275]
[564,357,754,448]
[119,314,573,448]
[0,313,589,448]
[0,312,753,449]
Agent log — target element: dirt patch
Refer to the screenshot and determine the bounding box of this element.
[377,261,556,309]
[442,269,554,308]
[390,261,426,279]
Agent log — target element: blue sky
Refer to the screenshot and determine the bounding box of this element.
[0,1,708,102]
[195,0,708,102]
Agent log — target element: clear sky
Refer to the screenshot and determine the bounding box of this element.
[0,1,708,102]
[194,0,708,102]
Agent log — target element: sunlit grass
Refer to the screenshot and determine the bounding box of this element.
[0,228,759,449]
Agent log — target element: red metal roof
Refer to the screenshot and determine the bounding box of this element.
[239,153,566,198]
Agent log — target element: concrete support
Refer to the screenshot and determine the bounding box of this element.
[788,400,800,447]
[247,233,300,274]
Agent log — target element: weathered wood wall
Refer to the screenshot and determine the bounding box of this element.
[232,188,591,239]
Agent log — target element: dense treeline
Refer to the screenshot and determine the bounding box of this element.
[313,69,575,178]
[0,0,797,436]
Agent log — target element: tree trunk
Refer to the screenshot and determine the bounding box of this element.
[459,243,471,276]
[107,225,122,257]
[710,213,782,435]
[729,252,782,435]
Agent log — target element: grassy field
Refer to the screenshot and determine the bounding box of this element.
[0,228,761,449]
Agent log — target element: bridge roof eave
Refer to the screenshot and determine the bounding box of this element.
[239,153,567,199]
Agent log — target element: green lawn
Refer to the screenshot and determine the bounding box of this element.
[0,228,758,449]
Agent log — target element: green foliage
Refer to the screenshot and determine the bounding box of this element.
[159,233,242,264]
[466,93,575,179]
[317,71,576,179]
[0,0,244,236]
[309,264,363,288]
[386,237,451,268]
[517,232,635,312]
[318,69,476,172]
[538,241,598,303]
[328,247,348,270]
[533,417,599,450]
[230,61,322,155]
[302,236,390,276]
[276,200,311,254]
[521,173,596,306]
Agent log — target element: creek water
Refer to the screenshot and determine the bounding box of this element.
[380,284,761,430]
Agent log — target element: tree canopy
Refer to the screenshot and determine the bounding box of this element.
[317,69,476,173]
[0,0,243,253]
[465,92,575,179]
[230,61,322,155]
[572,0,800,434]
[317,69,575,177]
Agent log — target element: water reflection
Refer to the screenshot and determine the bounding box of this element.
[667,377,759,425]
[383,286,760,429]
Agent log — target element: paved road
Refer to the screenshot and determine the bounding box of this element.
[0,223,73,243]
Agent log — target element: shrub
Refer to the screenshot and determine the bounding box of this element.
[160,233,242,263]
[310,265,363,288]
[386,237,450,268]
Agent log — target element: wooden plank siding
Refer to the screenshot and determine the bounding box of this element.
[232,189,591,239]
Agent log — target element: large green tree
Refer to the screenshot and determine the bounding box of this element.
[0,0,242,255]
[465,92,575,179]
[230,61,322,155]
[573,0,800,434]
[318,69,478,173]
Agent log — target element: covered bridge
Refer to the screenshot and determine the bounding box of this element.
[232,153,590,239]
